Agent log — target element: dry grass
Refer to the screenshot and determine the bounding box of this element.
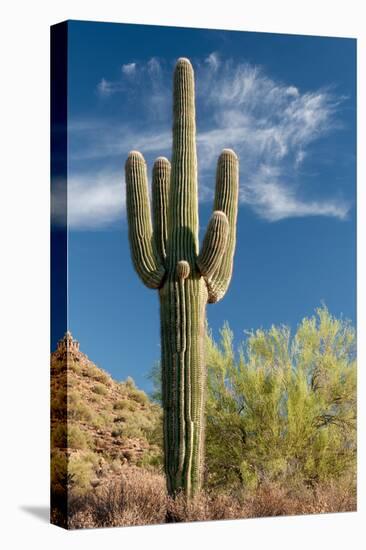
[56,467,356,529]
[240,481,356,518]
[67,467,166,528]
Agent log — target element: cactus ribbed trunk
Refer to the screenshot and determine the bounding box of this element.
[125,58,239,498]
[160,275,208,495]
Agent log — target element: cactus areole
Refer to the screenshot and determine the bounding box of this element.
[125,58,239,497]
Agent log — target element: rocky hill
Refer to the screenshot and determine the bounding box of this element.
[51,331,162,497]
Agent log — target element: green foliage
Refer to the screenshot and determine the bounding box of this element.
[67,391,94,423]
[117,408,161,441]
[68,452,100,495]
[204,307,356,491]
[68,425,91,450]
[117,378,149,406]
[51,449,68,497]
[51,423,91,450]
[51,388,67,419]
[91,412,111,430]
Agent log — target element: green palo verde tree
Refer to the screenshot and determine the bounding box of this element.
[205,307,356,491]
[125,58,239,497]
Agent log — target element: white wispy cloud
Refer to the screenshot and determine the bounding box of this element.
[97,78,114,96]
[97,78,126,97]
[96,64,137,97]
[52,171,125,229]
[205,52,220,71]
[192,59,349,221]
[241,164,349,221]
[121,62,136,76]
[147,57,161,76]
[69,54,350,228]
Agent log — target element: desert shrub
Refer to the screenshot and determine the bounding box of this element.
[128,387,149,405]
[68,467,167,528]
[141,407,163,465]
[51,423,68,449]
[236,480,356,518]
[204,306,356,491]
[124,376,135,390]
[84,365,111,385]
[68,455,96,495]
[89,393,102,404]
[52,423,90,450]
[113,399,136,411]
[166,491,244,522]
[121,408,161,441]
[66,467,356,528]
[69,361,82,375]
[68,396,94,424]
[114,415,127,423]
[110,459,123,473]
[68,425,91,450]
[139,447,163,468]
[51,388,67,419]
[67,390,80,405]
[51,449,68,496]
[91,412,111,429]
[92,383,108,395]
[120,424,143,439]
[113,400,128,410]
[148,361,162,403]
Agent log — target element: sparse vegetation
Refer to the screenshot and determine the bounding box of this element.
[68,454,98,496]
[68,425,91,450]
[51,424,67,448]
[68,396,94,423]
[113,399,136,411]
[91,412,110,430]
[128,388,149,406]
[51,338,164,529]
[69,361,82,375]
[84,364,111,385]
[63,467,356,529]
[92,383,108,396]
[51,307,356,529]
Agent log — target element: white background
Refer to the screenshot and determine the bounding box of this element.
[0,1,364,548]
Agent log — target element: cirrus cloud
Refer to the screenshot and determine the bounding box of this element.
[66,53,351,228]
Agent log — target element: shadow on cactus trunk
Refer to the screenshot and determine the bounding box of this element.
[125,58,238,498]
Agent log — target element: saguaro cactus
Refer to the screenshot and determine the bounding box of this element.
[125,58,239,497]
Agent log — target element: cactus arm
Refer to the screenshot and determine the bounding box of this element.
[152,157,171,263]
[197,211,229,278]
[167,58,199,268]
[205,149,239,303]
[125,150,166,288]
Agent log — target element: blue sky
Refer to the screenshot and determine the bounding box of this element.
[56,21,356,391]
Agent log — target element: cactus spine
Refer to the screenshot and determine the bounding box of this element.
[125,58,239,497]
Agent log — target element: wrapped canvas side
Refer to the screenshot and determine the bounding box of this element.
[50,21,68,529]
